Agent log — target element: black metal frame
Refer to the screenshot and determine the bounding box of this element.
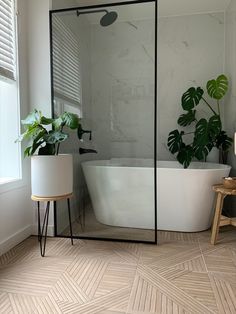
[38,199,73,257]
[49,0,158,244]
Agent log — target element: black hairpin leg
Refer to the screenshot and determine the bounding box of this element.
[37,201,41,242]
[38,201,50,257]
[67,198,74,245]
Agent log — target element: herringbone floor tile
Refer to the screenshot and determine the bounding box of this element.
[0,229,235,313]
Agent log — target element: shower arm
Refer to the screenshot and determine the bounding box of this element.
[77,9,108,17]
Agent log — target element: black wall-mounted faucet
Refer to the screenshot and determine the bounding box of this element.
[77,125,92,140]
[79,148,97,154]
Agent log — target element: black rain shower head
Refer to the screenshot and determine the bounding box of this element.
[77,9,118,27]
[100,11,118,27]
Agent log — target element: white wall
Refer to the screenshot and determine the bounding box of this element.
[27,0,54,235]
[224,0,236,215]
[158,12,225,160]
[0,0,32,256]
[225,0,236,170]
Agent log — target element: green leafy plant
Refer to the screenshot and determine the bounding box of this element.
[167,74,233,168]
[17,109,81,156]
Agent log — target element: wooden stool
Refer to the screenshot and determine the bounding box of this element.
[31,193,74,257]
[211,185,236,245]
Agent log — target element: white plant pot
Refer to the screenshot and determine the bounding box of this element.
[31,154,73,197]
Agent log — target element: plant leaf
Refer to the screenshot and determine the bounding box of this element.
[44,131,68,144]
[24,147,31,157]
[194,116,221,146]
[61,112,80,129]
[28,140,44,156]
[21,109,42,126]
[215,131,233,151]
[181,87,204,111]
[167,130,183,154]
[194,142,213,161]
[40,116,54,125]
[53,117,64,130]
[206,74,228,100]
[208,115,221,138]
[193,115,221,160]
[16,125,46,143]
[176,145,194,169]
[38,144,56,155]
[178,110,196,127]
[193,118,208,146]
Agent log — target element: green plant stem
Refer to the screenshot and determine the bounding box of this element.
[201,97,218,115]
[56,125,64,155]
[217,100,221,117]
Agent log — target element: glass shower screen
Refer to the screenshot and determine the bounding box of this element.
[50,0,157,243]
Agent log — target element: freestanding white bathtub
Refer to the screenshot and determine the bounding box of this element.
[82,159,230,232]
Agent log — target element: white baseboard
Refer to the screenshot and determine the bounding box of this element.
[0,225,32,256]
[0,224,55,257]
[31,224,55,237]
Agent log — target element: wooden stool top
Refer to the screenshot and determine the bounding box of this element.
[31,193,73,202]
[212,184,236,196]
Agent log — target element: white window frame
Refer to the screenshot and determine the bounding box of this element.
[0,0,23,191]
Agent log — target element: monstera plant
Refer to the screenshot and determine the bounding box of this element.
[167,74,233,168]
[16,109,84,197]
[17,109,81,156]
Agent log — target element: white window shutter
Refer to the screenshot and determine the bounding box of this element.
[0,0,15,81]
[52,15,82,107]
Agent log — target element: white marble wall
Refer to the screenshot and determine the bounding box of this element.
[158,12,225,160]
[89,11,225,161]
[90,18,155,159]
[224,0,236,215]
[225,0,236,170]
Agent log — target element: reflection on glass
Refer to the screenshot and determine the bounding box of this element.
[51,1,156,243]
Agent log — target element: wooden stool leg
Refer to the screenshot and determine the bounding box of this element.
[67,198,74,245]
[211,193,225,245]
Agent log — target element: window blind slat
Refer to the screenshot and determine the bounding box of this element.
[52,15,82,105]
[0,0,15,81]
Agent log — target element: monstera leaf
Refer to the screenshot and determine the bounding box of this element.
[54,112,79,130]
[193,115,221,160]
[181,87,204,111]
[193,142,213,161]
[167,130,184,154]
[21,109,42,126]
[206,74,228,100]
[44,130,68,144]
[176,145,194,169]
[194,116,221,144]
[40,116,54,125]
[215,131,233,151]
[178,110,196,127]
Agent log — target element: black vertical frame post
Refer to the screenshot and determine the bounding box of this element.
[154,0,157,244]
[49,0,158,244]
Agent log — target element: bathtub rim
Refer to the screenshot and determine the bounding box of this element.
[81,159,231,172]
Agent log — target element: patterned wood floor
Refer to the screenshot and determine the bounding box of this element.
[0,228,235,313]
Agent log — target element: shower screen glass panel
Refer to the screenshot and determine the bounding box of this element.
[50,0,157,243]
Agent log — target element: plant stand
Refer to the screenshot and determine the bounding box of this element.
[31,193,74,257]
[211,185,236,244]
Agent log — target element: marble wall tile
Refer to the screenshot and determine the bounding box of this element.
[90,17,155,159]
[158,12,224,160]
